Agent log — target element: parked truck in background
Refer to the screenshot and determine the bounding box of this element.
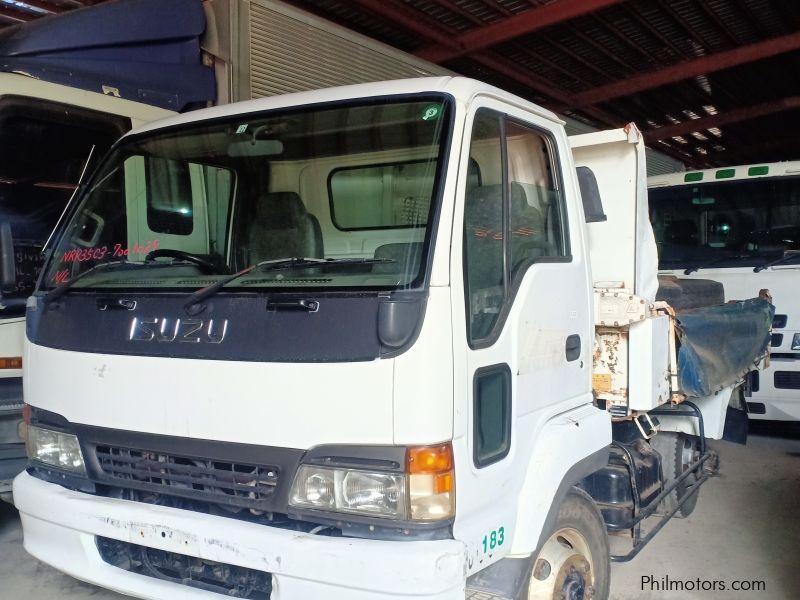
[0,0,194,497]
[649,162,800,421]
[13,77,772,600]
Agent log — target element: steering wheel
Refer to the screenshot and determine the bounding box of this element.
[145,248,228,274]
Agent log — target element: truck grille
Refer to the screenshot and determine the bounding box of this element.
[94,445,280,511]
[96,536,272,599]
[774,371,800,390]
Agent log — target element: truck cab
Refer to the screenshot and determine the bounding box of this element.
[13,77,771,600]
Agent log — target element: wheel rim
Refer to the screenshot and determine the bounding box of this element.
[528,527,596,600]
[679,435,700,485]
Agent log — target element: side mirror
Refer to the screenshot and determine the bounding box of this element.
[0,222,16,294]
[576,166,607,223]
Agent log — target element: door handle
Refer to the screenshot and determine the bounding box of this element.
[565,334,581,362]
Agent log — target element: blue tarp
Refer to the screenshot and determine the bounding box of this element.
[0,0,216,111]
[676,298,774,398]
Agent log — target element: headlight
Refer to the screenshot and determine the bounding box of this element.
[289,443,455,522]
[792,333,800,350]
[290,465,407,518]
[26,425,86,474]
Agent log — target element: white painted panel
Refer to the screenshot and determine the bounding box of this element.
[392,286,453,445]
[657,384,734,439]
[628,315,671,410]
[24,342,395,449]
[570,125,659,301]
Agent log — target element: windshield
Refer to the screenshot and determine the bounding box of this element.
[650,176,800,269]
[42,96,451,293]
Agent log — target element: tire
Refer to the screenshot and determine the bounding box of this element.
[524,489,610,600]
[650,431,701,518]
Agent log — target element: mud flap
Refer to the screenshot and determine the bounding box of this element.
[722,406,749,445]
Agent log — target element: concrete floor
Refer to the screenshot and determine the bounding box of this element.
[1,422,798,600]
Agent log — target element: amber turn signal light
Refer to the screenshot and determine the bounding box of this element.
[0,357,22,369]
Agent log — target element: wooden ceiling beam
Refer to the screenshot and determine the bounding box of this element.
[414,0,626,63]
[566,32,800,108]
[0,5,36,23]
[348,1,567,105]
[714,132,800,161]
[12,1,67,13]
[643,96,800,142]
[649,140,713,169]
[349,0,459,51]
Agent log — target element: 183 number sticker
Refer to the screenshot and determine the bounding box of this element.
[481,526,505,553]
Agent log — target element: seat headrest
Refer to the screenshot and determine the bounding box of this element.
[510,188,544,229]
[465,183,529,228]
[255,192,309,228]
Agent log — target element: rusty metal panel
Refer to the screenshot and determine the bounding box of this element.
[594,289,647,327]
[592,329,628,415]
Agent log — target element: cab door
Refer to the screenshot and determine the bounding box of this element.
[450,98,594,572]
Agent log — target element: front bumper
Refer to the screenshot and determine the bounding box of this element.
[14,472,467,600]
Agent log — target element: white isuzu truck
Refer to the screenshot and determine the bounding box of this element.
[650,162,800,421]
[13,78,772,600]
[0,0,451,495]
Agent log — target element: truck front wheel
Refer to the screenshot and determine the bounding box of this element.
[525,490,610,600]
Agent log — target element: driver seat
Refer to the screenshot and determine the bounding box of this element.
[247,192,323,263]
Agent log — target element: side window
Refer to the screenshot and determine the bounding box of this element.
[474,364,512,468]
[464,110,569,345]
[329,160,437,230]
[506,119,568,271]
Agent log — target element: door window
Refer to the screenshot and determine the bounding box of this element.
[463,109,568,346]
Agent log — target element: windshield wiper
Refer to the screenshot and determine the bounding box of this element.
[43,259,203,304]
[683,254,751,275]
[753,250,800,273]
[184,256,394,308]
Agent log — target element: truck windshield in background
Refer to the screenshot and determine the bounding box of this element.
[0,99,125,309]
[650,176,800,270]
[42,97,452,294]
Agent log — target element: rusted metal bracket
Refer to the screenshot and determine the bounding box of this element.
[652,301,683,403]
[633,413,658,439]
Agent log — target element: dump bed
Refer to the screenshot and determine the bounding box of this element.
[569,124,773,432]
